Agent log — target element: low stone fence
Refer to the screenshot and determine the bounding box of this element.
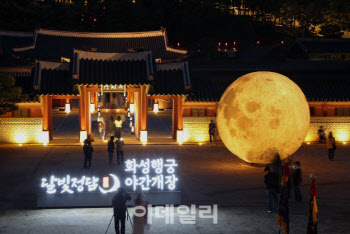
[0,118,43,143]
[183,117,219,142]
[183,116,350,143]
[305,117,350,142]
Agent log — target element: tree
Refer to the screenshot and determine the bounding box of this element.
[319,23,344,38]
[0,74,25,115]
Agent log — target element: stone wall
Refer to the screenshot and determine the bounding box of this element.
[0,118,43,143]
[183,116,350,143]
[305,117,350,142]
[183,117,218,142]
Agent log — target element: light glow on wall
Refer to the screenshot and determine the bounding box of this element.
[130,103,135,113]
[90,103,95,113]
[65,103,71,113]
[177,130,183,143]
[41,131,50,144]
[140,130,147,143]
[153,103,159,113]
[14,132,28,143]
[80,131,87,143]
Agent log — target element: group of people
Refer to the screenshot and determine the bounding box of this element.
[264,157,302,212]
[108,136,125,165]
[98,115,124,141]
[111,187,148,234]
[318,126,336,161]
[82,135,125,168]
[83,115,126,167]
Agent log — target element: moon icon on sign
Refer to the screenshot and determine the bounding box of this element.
[99,174,120,194]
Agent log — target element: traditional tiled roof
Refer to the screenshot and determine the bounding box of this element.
[0,57,33,68]
[79,58,149,85]
[189,69,350,102]
[75,50,152,85]
[296,38,350,54]
[40,69,75,95]
[0,31,34,57]
[150,62,191,95]
[32,28,187,61]
[34,60,75,95]
[0,68,34,94]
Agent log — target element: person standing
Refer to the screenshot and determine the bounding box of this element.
[264,166,279,212]
[133,193,148,234]
[115,137,125,165]
[108,136,115,164]
[83,140,94,168]
[114,116,123,138]
[209,120,216,144]
[317,126,326,143]
[98,116,106,141]
[293,161,302,201]
[112,187,131,234]
[109,115,115,135]
[327,131,336,161]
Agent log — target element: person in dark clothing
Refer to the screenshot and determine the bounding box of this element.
[209,120,216,144]
[108,136,115,164]
[318,126,326,143]
[112,187,131,234]
[293,161,302,201]
[115,137,125,165]
[83,140,93,168]
[327,131,336,160]
[264,166,279,212]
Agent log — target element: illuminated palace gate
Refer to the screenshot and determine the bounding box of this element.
[41,84,184,143]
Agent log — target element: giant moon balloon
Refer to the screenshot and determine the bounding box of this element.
[217,71,310,164]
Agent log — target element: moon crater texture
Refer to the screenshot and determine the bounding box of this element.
[217,72,310,164]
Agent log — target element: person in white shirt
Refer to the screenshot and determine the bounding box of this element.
[114,115,123,138]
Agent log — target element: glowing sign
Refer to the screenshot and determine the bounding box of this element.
[40,174,119,194]
[124,159,178,191]
[102,84,124,92]
[103,177,109,188]
[40,159,178,194]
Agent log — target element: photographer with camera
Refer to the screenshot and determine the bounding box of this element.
[112,187,131,234]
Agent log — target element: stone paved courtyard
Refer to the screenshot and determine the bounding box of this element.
[0,143,350,233]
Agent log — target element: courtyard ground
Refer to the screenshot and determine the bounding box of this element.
[0,143,350,233]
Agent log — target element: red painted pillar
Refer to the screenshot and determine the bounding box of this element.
[48,96,53,140]
[79,85,86,131]
[172,97,178,139]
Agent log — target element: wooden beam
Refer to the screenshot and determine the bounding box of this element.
[147,95,177,99]
[86,88,101,92]
[50,95,80,99]
[126,87,140,92]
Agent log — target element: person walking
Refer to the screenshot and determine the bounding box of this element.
[264,166,279,212]
[109,115,115,135]
[293,161,302,201]
[98,116,106,141]
[209,120,216,145]
[108,136,115,164]
[115,137,125,165]
[83,140,94,168]
[112,187,131,234]
[114,116,123,138]
[327,131,336,161]
[133,193,148,234]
